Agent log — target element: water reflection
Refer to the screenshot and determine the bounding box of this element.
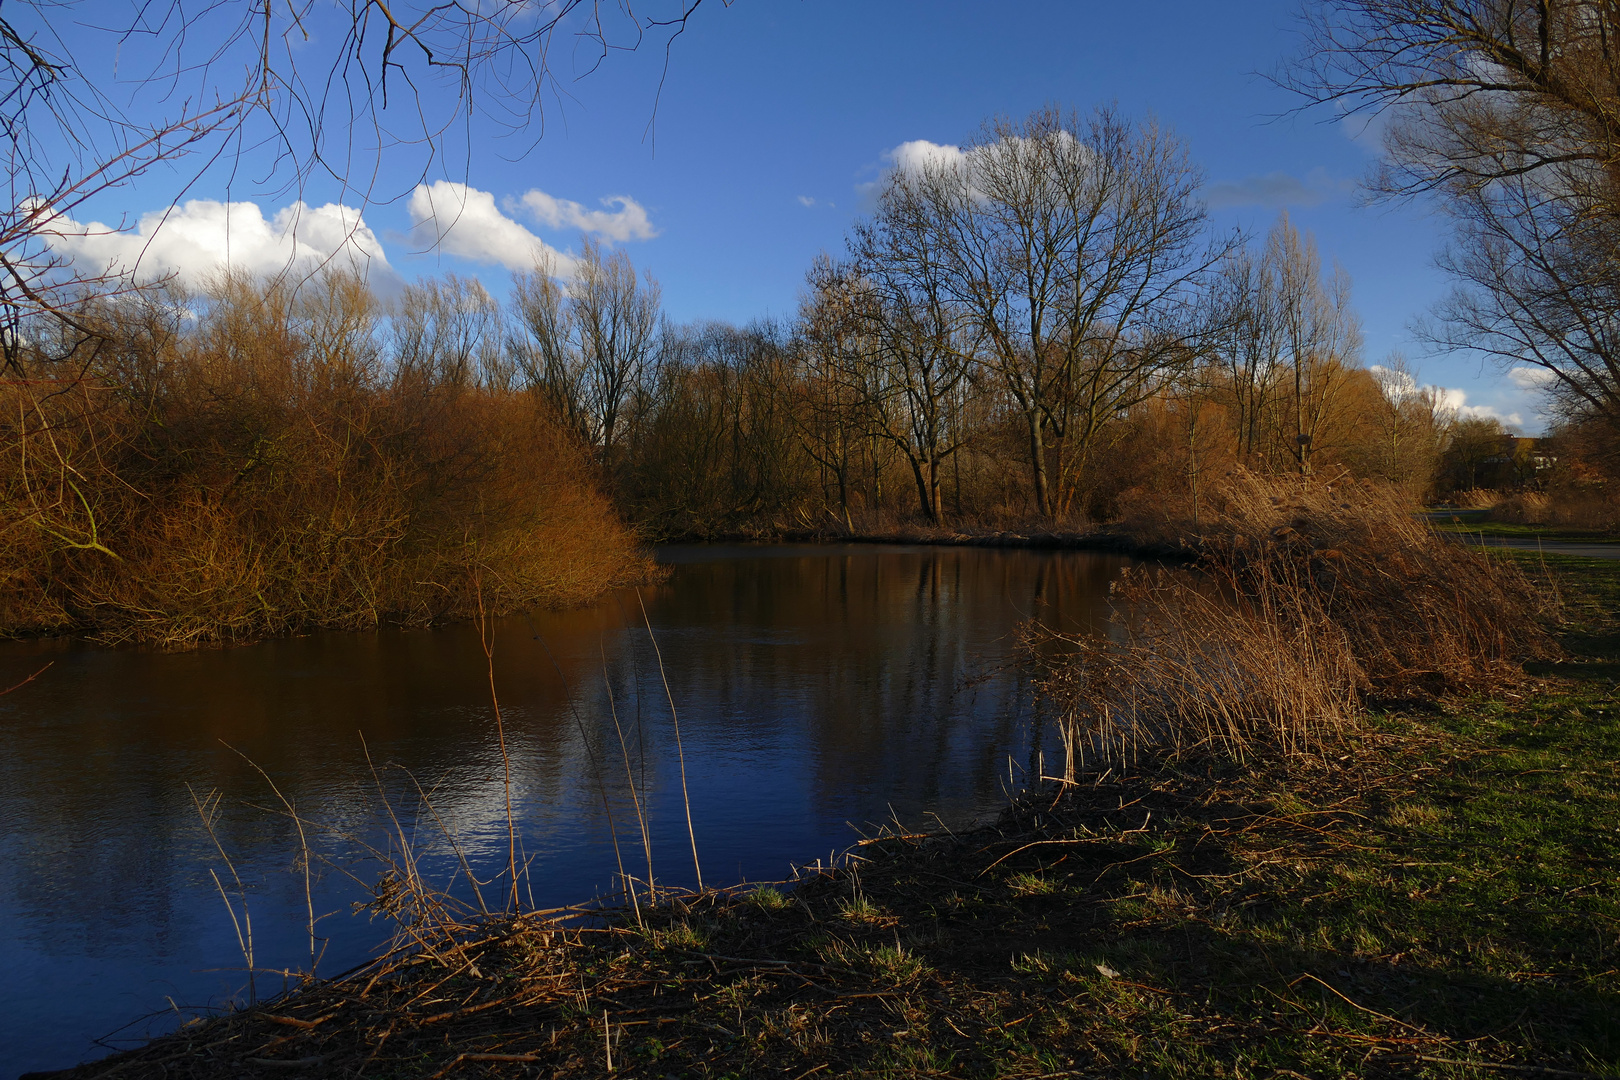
[0,543,1130,1076]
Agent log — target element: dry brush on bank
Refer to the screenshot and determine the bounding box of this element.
[1036,473,1560,766]
[0,275,650,647]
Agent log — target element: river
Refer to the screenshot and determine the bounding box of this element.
[0,543,1132,1076]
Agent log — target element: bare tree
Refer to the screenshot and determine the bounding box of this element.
[820,203,983,522]
[880,106,1226,519]
[1287,1,1620,200]
[574,241,662,466]
[1206,244,1288,465]
[1287,1,1620,440]
[628,318,805,529]
[511,242,660,466]
[393,274,503,390]
[1269,215,1363,476]
[510,270,589,443]
[795,261,872,530]
[1369,354,1454,491]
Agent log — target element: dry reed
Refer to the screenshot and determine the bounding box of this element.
[1492,487,1620,531]
[1036,471,1560,769]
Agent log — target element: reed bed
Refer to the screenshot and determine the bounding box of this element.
[1491,487,1620,531]
[1036,472,1561,767]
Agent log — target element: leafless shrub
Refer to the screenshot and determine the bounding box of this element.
[0,272,651,646]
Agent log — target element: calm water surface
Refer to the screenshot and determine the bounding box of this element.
[0,544,1131,1076]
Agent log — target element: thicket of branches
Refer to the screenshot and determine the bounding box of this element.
[0,270,647,646]
[1287,0,1620,506]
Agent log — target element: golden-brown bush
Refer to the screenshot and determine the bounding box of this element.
[0,275,649,646]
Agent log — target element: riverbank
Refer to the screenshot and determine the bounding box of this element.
[32,552,1619,1079]
[652,521,1197,560]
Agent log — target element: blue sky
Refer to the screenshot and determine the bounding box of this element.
[48,0,1547,429]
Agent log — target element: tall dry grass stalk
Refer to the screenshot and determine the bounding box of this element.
[639,587,703,892]
[1037,471,1560,770]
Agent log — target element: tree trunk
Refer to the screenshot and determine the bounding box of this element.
[1027,411,1050,518]
[908,455,937,523]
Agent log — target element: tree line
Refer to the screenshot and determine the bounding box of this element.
[5,97,1542,649]
[536,108,1467,536]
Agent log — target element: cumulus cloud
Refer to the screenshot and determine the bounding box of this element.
[1437,387,1525,428]
[862,132,1091,206]
[797,195,817,207]
[509,188,657,243]
[856,139,968,203]
[1204,168,1354,210]
[887,138,970,176]
[1508,364,1560,390]
[1370,364,1531,429]
[44,199,393,288]
[407,181,575,275]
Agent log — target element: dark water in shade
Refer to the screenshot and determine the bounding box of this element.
[0,543,1133,1076]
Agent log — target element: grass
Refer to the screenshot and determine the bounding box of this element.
[33,553,1620,1080]
[1430,518,1620,544]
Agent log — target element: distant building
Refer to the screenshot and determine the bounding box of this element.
[1481,436,1557,488]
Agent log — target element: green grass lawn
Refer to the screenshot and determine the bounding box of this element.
[1430,516,1620,544]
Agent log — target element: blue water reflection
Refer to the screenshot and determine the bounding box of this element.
[0,543,1131,1075]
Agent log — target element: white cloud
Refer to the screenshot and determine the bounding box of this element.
[797,195,817,207]
[857,138,972,204]
[863,131,1090,206]
[1508,364,1560,390]
[1370,365,1530,429]
[408,181,575,275]
[1368,363,1421,401]
[509,188,657,243]
[43,199,393,288]
[887,139,970,176]
[1448,393,1525,428]
[1425,385,1524,428]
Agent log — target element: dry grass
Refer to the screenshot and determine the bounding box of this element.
[1450,487,1507,510]
[1034,564,1366,766]
[1036,471,1560,768]
[0,275,650,646]
[1201,472,1559,697]
[1492,487,1620,531]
